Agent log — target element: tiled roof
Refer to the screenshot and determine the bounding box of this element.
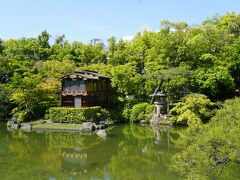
[62,70,111,80]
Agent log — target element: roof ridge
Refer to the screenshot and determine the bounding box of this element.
[62,70,111,79]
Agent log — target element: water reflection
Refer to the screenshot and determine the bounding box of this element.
[0,123,182,180]
[62,148,88,175]
[108,125,181,180]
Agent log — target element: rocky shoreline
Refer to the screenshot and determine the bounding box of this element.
[7,120,109,137]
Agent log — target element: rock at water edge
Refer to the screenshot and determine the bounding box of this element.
[96,130,107,138]
[79,122,95,132]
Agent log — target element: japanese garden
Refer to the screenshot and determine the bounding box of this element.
[1,13,240,179]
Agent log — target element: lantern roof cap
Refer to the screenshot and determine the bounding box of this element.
[149,91,169,97]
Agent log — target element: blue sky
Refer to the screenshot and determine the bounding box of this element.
[0,0,240,43]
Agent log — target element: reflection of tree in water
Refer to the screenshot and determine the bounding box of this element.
[123,124,154,140]
[108,125,181,180]
[0,124,183,179]
[46,132,88,149]
[1,127,120,179]
[1,130,59,180]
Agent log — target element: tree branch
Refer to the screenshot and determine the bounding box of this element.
[206,156,229,177]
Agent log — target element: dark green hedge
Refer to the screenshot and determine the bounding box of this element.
[45,106,110,123]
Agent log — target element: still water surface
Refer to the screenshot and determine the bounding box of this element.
[1,123,239,180]
[0,123,180,180]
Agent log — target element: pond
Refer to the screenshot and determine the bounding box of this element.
[0,123,181,180]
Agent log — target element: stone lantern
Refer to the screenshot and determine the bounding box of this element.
[149,91,170,124]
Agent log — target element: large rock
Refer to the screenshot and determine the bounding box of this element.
[150,115,173,126]
[93,121,108,130]
[21,124,32,131]
[140,120,148,124]
[7,120,14,127]
[79,122,95,132]
[7,118,21,130]
[150,116,160,125]
[39,119,47,124]
[96,130,107,138]
[11,123,21,130]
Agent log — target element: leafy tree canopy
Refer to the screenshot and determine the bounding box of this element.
[171,97,240,179]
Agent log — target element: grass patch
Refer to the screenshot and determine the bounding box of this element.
[32,123,83,129]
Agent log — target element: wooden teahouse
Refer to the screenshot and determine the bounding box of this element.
[61,70,114,108]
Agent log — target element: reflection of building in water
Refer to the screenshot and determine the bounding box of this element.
[61,138,119,175]
[62,148,87,173]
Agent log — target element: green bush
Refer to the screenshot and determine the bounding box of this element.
[98,108,112,122]
[45,106,111,123]
[121,97,145,121]
[145,104,155,121]
[170,93,215,126]
[129,103,154,123]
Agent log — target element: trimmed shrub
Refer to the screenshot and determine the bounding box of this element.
[45,106,110,123]
[130,103,154,123]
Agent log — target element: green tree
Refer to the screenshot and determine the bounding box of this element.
[0,38,3,54]
[171,97,240,179]
[8,59,75,122]
[49,37,73,61]
[144,66,192,99]
[170,93,215,126]
[111,62,144,96]
[0,84,12,121]
[227,37,240,91]
[192,66,235,100]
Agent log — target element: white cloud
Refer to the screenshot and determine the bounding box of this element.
[122,35,134,42]
[139,24,152,33]
[122,24,153,42]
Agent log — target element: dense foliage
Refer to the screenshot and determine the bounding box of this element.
[1,13,240,122]
[45,106,110,123]
[170,93,215,126]
[129,103,154,123]
[171,98,240,179]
